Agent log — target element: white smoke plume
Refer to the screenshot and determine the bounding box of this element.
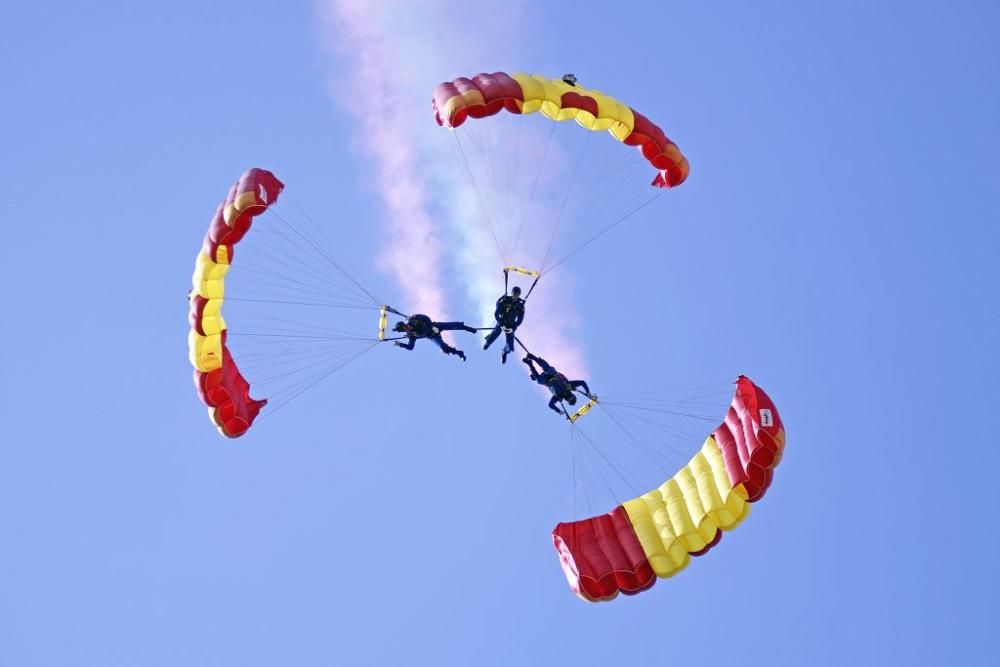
[319,0,588,377]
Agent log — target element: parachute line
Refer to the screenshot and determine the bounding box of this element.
[509,120,558,263]
[258,340,380,421]
[545,191,664,274]
[453,131,507,265]
[539,130,593,273]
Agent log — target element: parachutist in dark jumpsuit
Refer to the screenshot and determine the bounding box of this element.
[483,286,525,364]
[522,353,592,415]
[393,315,475,361]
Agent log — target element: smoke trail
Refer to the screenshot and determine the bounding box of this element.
[319,0,588,377]
[319,0,449,316]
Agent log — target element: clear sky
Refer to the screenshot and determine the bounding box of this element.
[1,1,998,665]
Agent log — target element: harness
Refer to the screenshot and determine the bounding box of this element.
[497,296,524,327]
[408,315,437,338]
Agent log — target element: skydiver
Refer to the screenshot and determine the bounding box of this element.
[522,353,594,416]
[392,314,476,361]
[483,285,525,364]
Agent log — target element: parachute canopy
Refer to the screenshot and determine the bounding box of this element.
[553,376,785,602]
[188,168,284,437]
[433,72,690,188]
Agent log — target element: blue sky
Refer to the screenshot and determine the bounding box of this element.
[1,1,998,665]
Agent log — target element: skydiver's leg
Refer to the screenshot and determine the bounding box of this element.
[432,335,466,361]
[395,336,416,350]
[500,330,516,364]
[431,335,449,353]
[483,325,502,350]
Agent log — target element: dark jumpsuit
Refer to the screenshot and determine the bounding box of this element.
[523,354,591,414]
[396,314,475,358]
[484,294,525,353]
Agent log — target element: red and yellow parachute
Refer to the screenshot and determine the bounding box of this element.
[188,168,284,437]
[185,78,782,602]
[433,72,689,188]
[553,376,785,602]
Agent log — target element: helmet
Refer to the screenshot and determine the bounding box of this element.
[511,286,522,296]
[393,321,407,332]
[565,393,577,406]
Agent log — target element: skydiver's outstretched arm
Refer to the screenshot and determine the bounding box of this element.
[394,336,416,350]
[548,396,565,415]
[569,380,591,396]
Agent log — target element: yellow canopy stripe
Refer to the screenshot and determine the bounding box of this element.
[622,436,751,579]
[511,73,635,141]
[189,248,231,372]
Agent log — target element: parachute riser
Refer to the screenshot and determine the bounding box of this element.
[503,266,542,301]
[378,305,408,342]
[567,393,599,424]
[513,335,532,356]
